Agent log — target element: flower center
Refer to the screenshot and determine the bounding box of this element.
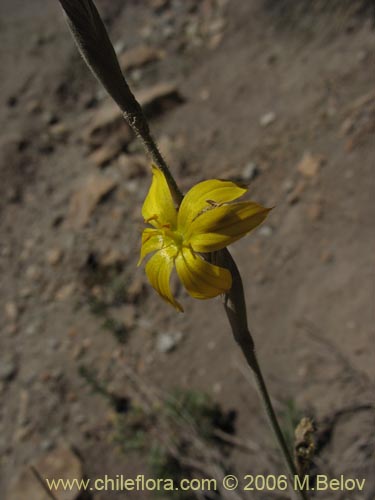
[162,226,184,249]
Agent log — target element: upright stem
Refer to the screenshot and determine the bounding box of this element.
[216,249,309,500]
[122,110,184,206]
[58,0,183,206]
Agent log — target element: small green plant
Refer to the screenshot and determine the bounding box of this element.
[148,445,198,500]
[101,317,128,344]
[281,398,303,454]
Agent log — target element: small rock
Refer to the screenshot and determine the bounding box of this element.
[199,88,210,101]
[212,382,222,394]
[48,338,61,351]
[55,283,76,301]
[19,287,32,299]
[72,345,84,360]
[25,266,41,281]
[113,39,125,55]
[34,446,82,500]
[282,178,294,193]
[40,439,54,452]
[14,425,33,443]
[150,0,170,11]
[287,179,306,205]
[46,248,63,266]
[207,18,226,34]
[297,152,324,178]
[67,174,118,229]
[241,162,259,182]
[259,225,273,237]
[5,302,18,321]
[156,331,184,353]
[0,355,17,382]
[42,111,59,126]
[100,248,128,267]
[137,82,183,117]
[208,33,223,49]
[25,322,39,336]
[260,111,276,127]
[119,45,164,71]
[49,122,69,140]
[25,99,42,114]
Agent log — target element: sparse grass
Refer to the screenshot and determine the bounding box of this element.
[280,398,303,454]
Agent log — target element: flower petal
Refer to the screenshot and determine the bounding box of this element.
[145,246,183,312]
[138,228,164,265]
[142,165,177,228]
[187,202,271,252]
[178,179,247,232]
[176,247,232,299]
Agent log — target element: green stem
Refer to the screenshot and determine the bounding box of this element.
[216,249,309,500]
[122,109,184,206]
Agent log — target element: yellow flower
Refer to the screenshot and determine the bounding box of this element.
[139,166,271,312]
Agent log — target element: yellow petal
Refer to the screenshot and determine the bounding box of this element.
[145,246,183,312]
[142,165,177,229]
[175,247,232,299]
[138,228,164,265]
[178,179,247,232]
[187,202,271,253]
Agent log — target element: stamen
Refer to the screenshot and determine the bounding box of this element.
[145,215,159,224]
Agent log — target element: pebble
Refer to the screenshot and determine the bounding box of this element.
[40,439,54,452]
[297,151,324,178]
[137,82,183,116]
[118,45,164,71]
[25,265,41,281]
[25,323,41,337]
[46,248,63,266]
[287,179,306,205]
[282,178,294,193]
[260,111,276,127]
[156,331,184,353]
[55,282,76,301]
[19,287,32,299]
[0,355,18,382]
[26,99,42,114]
[241,162,259,182]
[5,302,18,321]
[259,225,273,237]
[49,122,69,140]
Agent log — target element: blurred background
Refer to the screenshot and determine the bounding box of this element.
[0,1,374,499]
